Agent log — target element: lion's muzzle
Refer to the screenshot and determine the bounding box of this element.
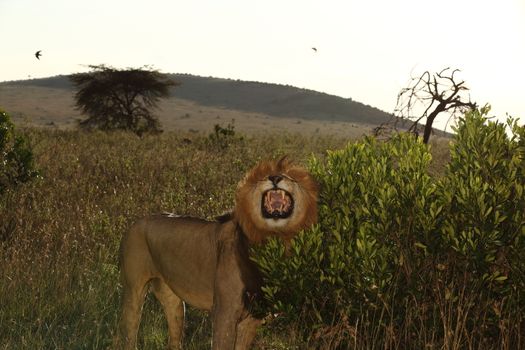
[261,188,294,219]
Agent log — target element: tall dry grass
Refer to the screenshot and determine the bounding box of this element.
[0,128,347,349]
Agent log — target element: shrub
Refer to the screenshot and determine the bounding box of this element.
[252,108,525,348]
[207,120,242,150]
[0,109,38,195]
[436,108,525,345]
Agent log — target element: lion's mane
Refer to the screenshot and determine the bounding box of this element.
[234,157,319,243]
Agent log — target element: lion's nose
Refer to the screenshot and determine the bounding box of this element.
[268,175,283,185]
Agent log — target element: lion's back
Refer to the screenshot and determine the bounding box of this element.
[121,213,219,263]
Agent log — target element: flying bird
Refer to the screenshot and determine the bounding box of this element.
[35,50,42,60]
[311,47,317,52]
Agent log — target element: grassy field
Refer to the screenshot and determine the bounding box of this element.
[0,126,451,349]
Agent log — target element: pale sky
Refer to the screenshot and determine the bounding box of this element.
[1,0,524,129]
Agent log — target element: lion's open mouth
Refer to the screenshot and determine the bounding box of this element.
[261,189,294,219]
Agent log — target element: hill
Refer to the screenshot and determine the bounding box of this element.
[0,74,392,137]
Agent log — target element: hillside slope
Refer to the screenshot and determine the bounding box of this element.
[166,74,390,124]
[0,74,392,137]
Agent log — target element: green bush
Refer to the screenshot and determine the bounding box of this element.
[441,107,525,286]
[252,108,525,348]
[0,109,38,195]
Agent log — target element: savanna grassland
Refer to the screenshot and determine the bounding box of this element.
[0,125,453,349]
[24,109,525,350]
[5,77,522,350]
[0,127,361,349]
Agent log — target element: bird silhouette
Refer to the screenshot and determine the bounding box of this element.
[35,50,42,60]
[311,47,317,52]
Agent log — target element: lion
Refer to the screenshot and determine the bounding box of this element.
[118,157,318,349]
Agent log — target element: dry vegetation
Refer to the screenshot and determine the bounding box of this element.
[0,128,345,349]
[0,126,453,349]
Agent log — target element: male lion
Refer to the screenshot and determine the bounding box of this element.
[118,157,318,349]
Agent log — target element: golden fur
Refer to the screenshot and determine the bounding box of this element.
[235,157,318,243]
[117,158,318,349]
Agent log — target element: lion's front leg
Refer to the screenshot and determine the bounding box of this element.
[211,297,243,349]
[212,224,258,350]
[234,316,261,350]
[211,309,260,350]
[211,237,244,349]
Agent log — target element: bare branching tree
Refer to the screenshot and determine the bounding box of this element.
[376,68,477,143]
[70,65,179,135]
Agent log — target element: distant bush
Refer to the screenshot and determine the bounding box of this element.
[207,120,243,150]
[252,108,525,348]
[0,109,38,195]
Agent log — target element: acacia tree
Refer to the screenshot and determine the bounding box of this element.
[376,68,477,143]
[70,65,179,135]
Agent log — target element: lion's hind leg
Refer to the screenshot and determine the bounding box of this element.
[118,222,156,349]
[119,278,149,350]
[152,278,185,350]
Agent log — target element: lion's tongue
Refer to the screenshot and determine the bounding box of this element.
[269,191,285,210]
